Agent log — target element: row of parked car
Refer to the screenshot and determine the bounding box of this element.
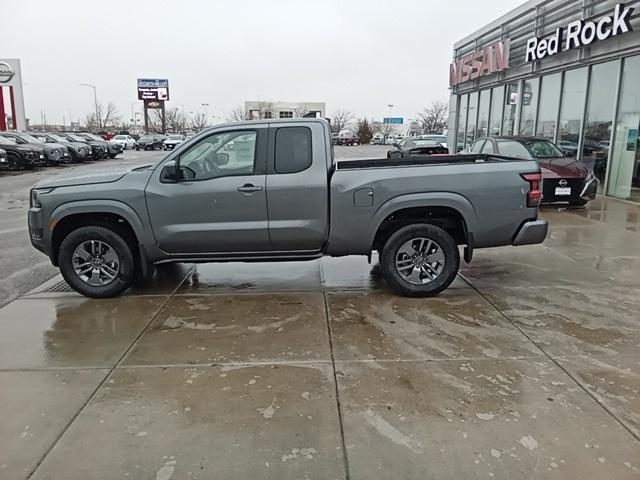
[0,131,124,170]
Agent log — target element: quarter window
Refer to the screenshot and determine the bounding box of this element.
[275,127,312,174]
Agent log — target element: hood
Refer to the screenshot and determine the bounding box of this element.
[17,143,45,153]
[33,164,154,189]
[538,157,589,179]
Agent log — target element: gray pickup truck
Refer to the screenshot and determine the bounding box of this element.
[28,118,548,298]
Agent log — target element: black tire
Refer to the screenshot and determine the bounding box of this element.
[58,226,135,298]
[7,152,21,170]
[380,223,460,297]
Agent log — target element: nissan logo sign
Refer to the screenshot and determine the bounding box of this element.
[0,62,15,84]
[559,179,568,187]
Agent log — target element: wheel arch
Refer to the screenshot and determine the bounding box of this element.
[49,201,145,267]
[370,193,476,252]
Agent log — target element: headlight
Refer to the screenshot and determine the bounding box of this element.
[30,188,54,208]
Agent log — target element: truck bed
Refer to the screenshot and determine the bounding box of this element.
[335,153,522,170]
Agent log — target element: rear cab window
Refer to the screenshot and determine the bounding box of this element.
[274,127,312,174]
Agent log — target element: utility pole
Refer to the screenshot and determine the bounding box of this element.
[202,103,209,126]
[80,83,99,130]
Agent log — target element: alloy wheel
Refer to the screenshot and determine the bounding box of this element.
[395,237,445,285]
[72,240,120,286]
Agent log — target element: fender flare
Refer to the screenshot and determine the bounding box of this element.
[369,192,478,247]
[49,199,147,242]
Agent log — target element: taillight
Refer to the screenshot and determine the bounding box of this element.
[520,172,542,207]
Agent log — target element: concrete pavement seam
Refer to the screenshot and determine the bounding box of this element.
[321,263,351,480]
[459,273,640,444]
[26,265,195,479]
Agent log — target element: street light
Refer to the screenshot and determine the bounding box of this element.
[202,103,209,126]
[79,83,99,130]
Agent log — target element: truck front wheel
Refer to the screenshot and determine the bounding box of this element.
[58,226,135,298]
[380,224,459,297]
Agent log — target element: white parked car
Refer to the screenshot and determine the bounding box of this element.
[163,134,185,151]
[112,135,136,150]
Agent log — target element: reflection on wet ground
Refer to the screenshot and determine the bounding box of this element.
[1,198,639,479]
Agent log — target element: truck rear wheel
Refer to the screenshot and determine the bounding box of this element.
[58,226,135,298]
[380,224,459,297]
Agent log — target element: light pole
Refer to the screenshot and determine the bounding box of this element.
[80,83,99,130]
[386,104,394,143]
[202,103,209,126]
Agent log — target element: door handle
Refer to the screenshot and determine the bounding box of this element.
[237,183,264,193]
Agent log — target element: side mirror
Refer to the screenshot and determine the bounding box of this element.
[160,161,177,182]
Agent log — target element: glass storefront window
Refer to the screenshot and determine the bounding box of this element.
[456,94,468,152]
[608,55,640,203]
[476,89,490,139]
[558,67,587,155]
[519,78,539,136]
[502,82,519,136]
[466,92,478,147]
[489,85,504,136]
[536,73,561,140]
[584,61,618,186]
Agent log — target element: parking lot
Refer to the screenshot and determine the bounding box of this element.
[1,145,639,479]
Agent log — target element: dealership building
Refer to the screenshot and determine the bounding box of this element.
[448,0,640,204]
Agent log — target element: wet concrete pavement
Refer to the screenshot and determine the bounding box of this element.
[1,191,640,478]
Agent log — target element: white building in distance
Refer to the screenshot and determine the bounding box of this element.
[244,101,325,120]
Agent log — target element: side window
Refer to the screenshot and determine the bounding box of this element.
[481,141,495,153]
[470,140,484,153]
[179,130,256,181]
[275,127,312,174]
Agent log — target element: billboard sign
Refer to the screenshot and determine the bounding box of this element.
[383,117,404,124]
[137,78,169,101]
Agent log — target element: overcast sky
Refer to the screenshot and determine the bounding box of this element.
[3,0,517,126]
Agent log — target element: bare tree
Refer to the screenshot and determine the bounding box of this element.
[246,101,274,120]
[190,112,208,131]
[84,102,120,131]
[330,109,354,133]
[165,107,188,132]
[417,101,448,134]
[293,103,313,118]
[226,105,248,122]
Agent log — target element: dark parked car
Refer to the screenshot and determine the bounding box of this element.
[0,131,71,166]
[469,136,597,206]
[0,148,7,169]
[135,134,164,150]
[0,135,46,169]
[32,132,91,163]
[387,138,449,159]
[58,133,107,160]
[75,132,123,158]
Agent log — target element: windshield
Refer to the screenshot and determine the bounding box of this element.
[113,135,127,140]
[0,136,17,145]
[139,136,154,141]
[168,135,183,140]
[65,134,86,142]
[18,134,44,144]
[46,133,67,142]
[83,134,103,141]
[495,139,564,159]
[412,140,440,147]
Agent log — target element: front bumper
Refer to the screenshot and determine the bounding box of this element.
[28,207,51,259]
[512,220,549,246]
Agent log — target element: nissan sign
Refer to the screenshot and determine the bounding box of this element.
[525,3,633,62]
[449,40,510,87]
[0,62,15,84]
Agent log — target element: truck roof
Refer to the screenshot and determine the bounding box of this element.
[204,117,330,131]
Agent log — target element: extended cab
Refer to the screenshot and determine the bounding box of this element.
[28,118,548,298]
